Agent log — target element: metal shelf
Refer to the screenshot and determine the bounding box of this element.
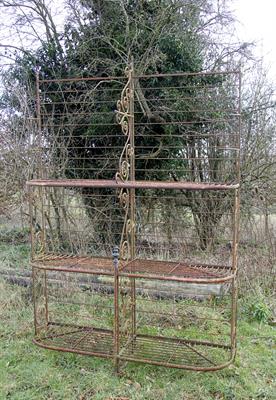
[119,333,232,371]
[34,324,114,359]
[27,179,239,191]
[29,67,240,372]
[34,323,232,371]
[31,255,235,284]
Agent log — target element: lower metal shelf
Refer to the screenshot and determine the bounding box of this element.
[34,323,232,371]
[119,334,232,371]
[34,323,114,359]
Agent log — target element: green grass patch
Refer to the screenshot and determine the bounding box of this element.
[0,242,30,270]
[0,277,275,400]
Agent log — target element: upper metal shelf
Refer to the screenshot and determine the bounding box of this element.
[27,179,239,190]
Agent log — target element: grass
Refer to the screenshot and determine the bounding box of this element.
[0,240,275,399]
[0,242,30,270]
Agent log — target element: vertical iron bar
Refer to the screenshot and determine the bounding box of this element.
[39,186,46,255]
[44,270,49,326]
[36,70,46,254]
[32,267,38,336]
[230,69,241,358]
[35,69,42,179]
[113,246,120,373]
[129,61,136,343]
[28,185,34,261]
[230,188,240,356]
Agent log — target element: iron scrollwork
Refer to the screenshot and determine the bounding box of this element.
[115,66,134,267]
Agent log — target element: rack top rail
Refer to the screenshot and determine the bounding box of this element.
[27,179,239,190]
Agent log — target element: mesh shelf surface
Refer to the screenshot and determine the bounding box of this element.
[120,334,231,370]
[31,255,234,283]
[34,323,231,370]
[34,324,114,358]
[32,255,114,275]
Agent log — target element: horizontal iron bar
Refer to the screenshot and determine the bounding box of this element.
[134,70,239,78]
[39,75,126,83]
[27,179,239,190]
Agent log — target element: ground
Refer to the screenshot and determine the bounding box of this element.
[0,235,275,400]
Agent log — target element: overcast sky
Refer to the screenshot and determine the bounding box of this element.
[233,0,276,79]
[0,0,276,81]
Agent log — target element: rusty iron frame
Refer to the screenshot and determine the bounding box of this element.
[27,64,241,373]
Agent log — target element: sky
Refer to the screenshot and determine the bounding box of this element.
[0,0,276,80]
[232,0,276,80]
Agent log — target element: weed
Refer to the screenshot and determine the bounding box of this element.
[241,289,273,324]
[249,301,271,323]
